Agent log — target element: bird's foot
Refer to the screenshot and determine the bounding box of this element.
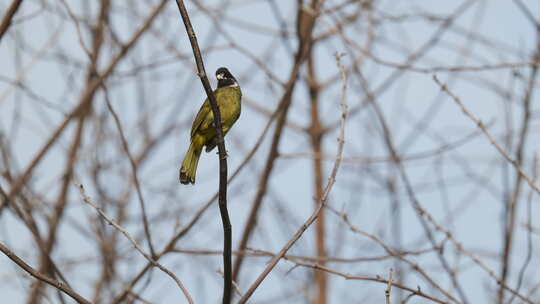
[216,150,229,159]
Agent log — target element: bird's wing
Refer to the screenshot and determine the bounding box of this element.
[190,98,212,138]
[191,89,231,138]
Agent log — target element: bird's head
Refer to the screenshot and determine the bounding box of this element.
[216,67,237,88]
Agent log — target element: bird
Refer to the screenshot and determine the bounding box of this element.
[179,67,242,185]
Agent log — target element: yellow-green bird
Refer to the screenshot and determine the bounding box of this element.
[179,67,242,184]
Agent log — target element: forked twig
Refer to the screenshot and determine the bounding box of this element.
[433,75,540,197]
[77,183,194,304]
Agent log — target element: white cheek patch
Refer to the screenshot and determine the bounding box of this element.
[217,74,225,80]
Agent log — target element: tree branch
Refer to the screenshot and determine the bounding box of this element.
[0,241,91,304]
[77,183,193,303]
[173,1,232,303]
[0,0,23,43]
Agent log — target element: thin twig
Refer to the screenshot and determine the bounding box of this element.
[329,207,459,303]
[76,183,194,304]
[0,241,91,304]
[433,75,540,197]
[103,86,156,257]
[288,260,448,304]
[172,246,438,263]
[509,154,538,304]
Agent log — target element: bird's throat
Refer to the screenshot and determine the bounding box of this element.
[217,79,237,88]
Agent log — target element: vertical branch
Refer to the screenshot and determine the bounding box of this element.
[388,174,403,301]
[28,1,110,302]
[509,154,538,304]
[237,53,347,304]
[232,0,320,284]
[306,39,327,304]
[173,1,232,303]
[498,3,540,301]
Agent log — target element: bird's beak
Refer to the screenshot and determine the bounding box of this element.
[216,73,225,80]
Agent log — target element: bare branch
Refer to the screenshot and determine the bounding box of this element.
[433,75,540,197]
[0,0,23,42]
[173,1,232,302]
[77,183,194,304]
[0,242,91,304]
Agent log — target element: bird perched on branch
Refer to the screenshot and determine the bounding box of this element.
[179,67,242,185]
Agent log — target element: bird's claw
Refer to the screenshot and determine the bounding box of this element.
[216,150,229,158]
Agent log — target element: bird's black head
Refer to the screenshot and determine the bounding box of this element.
[216,67,237,88]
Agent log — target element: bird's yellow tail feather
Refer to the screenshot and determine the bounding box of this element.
[180,142,202,184]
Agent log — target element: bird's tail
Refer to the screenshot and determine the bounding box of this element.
[179,142,202,184]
